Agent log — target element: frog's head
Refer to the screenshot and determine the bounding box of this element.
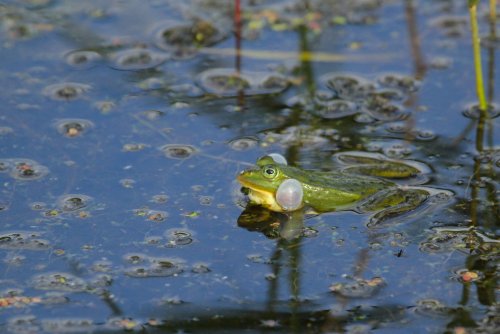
[237,156,289,211]
[237,156,287,194]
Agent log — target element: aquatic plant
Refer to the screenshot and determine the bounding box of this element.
[468,0,487,112]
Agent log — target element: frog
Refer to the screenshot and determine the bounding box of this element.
[237,152,440,225]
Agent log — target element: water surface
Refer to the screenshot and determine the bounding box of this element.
[0,1,498,333]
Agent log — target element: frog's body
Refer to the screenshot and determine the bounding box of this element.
[237,154,431,220]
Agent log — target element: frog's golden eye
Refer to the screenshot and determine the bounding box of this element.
[262,165,278,179]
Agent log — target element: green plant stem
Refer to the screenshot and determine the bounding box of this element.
[490,0,497,25]
[469,4,488,112]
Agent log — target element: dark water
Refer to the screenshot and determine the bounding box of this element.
[0,1,498,333]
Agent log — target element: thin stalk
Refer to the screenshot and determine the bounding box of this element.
[486,0,496,149]
[234,0,245,108]
[490,0,497,26]
[469,4,488,112]
[487,0,497,103]
[234,0,241,72]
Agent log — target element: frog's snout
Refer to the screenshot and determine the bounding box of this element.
[236,171,246,183]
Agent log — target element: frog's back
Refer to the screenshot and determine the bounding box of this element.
[281,165,393,212]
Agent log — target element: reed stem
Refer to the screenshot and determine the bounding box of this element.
[490,0,497,25]
[469,3,488,112]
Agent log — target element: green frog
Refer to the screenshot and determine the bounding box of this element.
[237,152,440,224]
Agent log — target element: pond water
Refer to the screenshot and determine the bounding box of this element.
[0,0,498,333]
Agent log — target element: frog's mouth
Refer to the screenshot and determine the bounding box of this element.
[237,174,270,193]
[237,174,283,212]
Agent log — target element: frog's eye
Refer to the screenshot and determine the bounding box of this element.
[262,165,278,179]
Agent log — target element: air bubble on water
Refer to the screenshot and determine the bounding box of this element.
[415,129,437,141]
[313,100,359,119]
[125,256,184,278]
[383,144,413,157]
[120,179,136,188]
[91,261,113,273]
[191,185,204,192]
[65,50,102,68]
[31,273,88,292]
[197,69,251,95]
[43,82,90,101]
[94,100,116,114]
[377,74,420,93]
[450,268,484,283]
[110,48,168,70]
[247,254,274,264]
[419,228,475,254]
[0,231,51,250]
[370,88,405,101]
[429,56,452,69]
[141,109,165,120]
[365,102,409,122]
[265,273,277,281]
[8,159,49,180]
[228,136,258,151]
[124,253,146,265]
[322,73,375,100]
[57,194,93,212]
[55,119,94,138]
[153,19,226,58]
[145,236,163,245]
[302,227,319,238]
[167,84,204,98]
[122,143,148,152]
[369,241,383,250]
[151,194,169,203]
[191,263,211,274]
[462,103,500,119]
[134,208,168,222]
[165,229,194,247]
[172,101,190,109]
[197,68,288,96]
[199,196,213,206]
[161,144,198,159]
[386,122,407,134]
[44,209,62,217]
